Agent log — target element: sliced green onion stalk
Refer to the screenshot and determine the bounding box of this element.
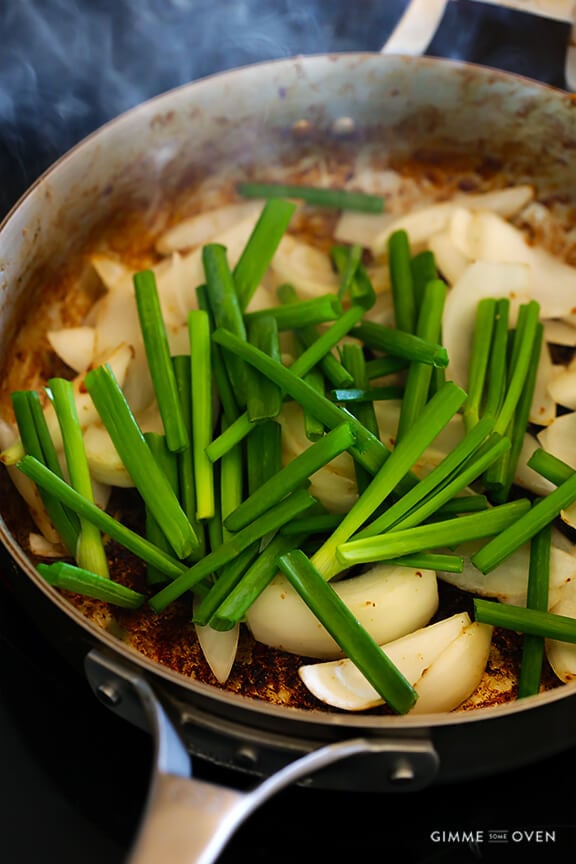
[192,542,260,627]
[246,419,283,494]
[303,367,326,441]
[365,355,410,380]
[337,499,531,567]
[189,309,215,520]
[527,448,573,486]
[11,390,79,554]
[172,354,205,559]
[410,249,438,309]
[245,315,282,423]
[83,363,200,560]
[212,327,391,475]
[472,471,576,574]
[474,598,576,644]
[330,386,404,403]
[331,244,376,310]
[143,432,179,585]
[18,456,186,580]
[482,298,510,418]
[493,300,541,437]
[388,229,416,334]
[49,377,109,578]
[133,269,189,453]
[196,283,239,424]
[385,552,464,573]
[237,181,385,213]
[341,342,379,495]
[219,416,244,544]
[518,515,551,699]
[309,381,468,580]
[224,422,357,533]
[463,298,497,431]
[351,320,448,368]
[149,487,317,613]
[244,294,343,331]
[38,561,146,609]
[278,549,418,715]
[233,198,296,310]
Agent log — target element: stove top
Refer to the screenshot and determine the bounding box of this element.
[1,2,576,862]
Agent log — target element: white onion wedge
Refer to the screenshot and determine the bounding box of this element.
[193,596,239,685]
[268,234,339,298]
[537,412,576,470]
[47,326,96,373]
[409,621,493,714]
[298,612,473,711]
[530,343,557,427]
[543,319,576,347]
[546,357,576,410]
[83,424,134,488]
[545,582,576,684]
[246,564,438,660]
[156,200,264,253]
[427,229,470,285]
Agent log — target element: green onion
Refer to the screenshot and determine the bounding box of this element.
[527,448,573,486]
[83,363,200,560]
[395,278,447,443]
[233,198,296,310]
[337,499,531,567]
[280,513,343,536]
[341,342,379,495]
[518,516,551,699]
[148,487,317,612]
[463,298,497,431]
[244,294,343,330]
[386,552,464,573]
[410,249,438,309]
[144,432,180,584]
[494,301,541,436]
[202,243,250,406]
[365,355,410,379]
[189,309,215,519]
[303,367,326,441]
[330,386,404,403]
[10,390,79,554]
[219,418,244,543]
[172,354,205,558]
[49,377,109,578]
[351,321,448,367]
[38,561,146,609]
[472,470,576,574]
[245,315,282,422]
[224,422,356,533]
[237,181,385,213]
[196,283,239,424]
[246,419,283,494]
[483,298,510,418]
[133,269,189,453]
[192,542,260,627]
[388,229,416,334]
[278,550,418,715]
[208,531,308,630]
[331,244,376,310]
[474,597,576,644]
[212,327,391,475]
[309,381,468,580]
[17,456,186,579]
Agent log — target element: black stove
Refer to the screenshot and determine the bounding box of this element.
[1,2,575,862]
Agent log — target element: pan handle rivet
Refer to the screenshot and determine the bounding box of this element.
[96,681,122,707]
[389,758,415,784]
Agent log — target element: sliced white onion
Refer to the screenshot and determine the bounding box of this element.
[545,582,576,685]
[543,319,576,347]
[246,564,438,660]
[89,253,133,292]
[409,621,493,714]
[529,343,557,427]
[268,234,339,298]
[546,357,576,410]
[193,596,239,685]
[299,612,472,711]
[427,229,470,285]
[47,326,96,373]
[537,412,576,470]
[28,532,67,558]
[83,424,134,488]
[156,200,264,253]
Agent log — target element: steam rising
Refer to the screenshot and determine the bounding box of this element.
[0,0,403,214]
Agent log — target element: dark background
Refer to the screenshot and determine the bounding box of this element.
[0,2,575,862]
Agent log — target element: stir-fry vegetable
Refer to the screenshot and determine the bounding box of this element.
[4,170,576,717]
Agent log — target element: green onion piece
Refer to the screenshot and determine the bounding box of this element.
[11,390,79,554]
[49,377,109,578]
[310,381,468,580]
[237,182,385,213]
[463,298,497,431]
[84,364,200,560]
[365,355,410,379]
[280,513,343,536]
[387,552,464,573]
[233,198,296,310]
[353,415,496,538]
[473,597,576,644]
[212,327,391,475]
[527,449,573,486]
[482,298,510,418]
[133,269,189,453]
[341,342,379,495]
[196,283,239,424]
[303,367,326,441]
[245,315,282,422]
[144,432,180,584]
[38,562,146,609]
[330,386,404,403]
[332,243,363,301]
[244,294,343,331]
[410,249,438,309]
[395,279,446,444]
[208,531,308,630]
[192,542,260,627]
[494,300,540,436]
[351,321,448,368]
[246,419,283,494]
[188,309,215,519]
[219,418,244,544]
[518,516,551,699]
[17,456,186,579]
[224,423,356,533]
[388,229,416,334]
[472,470,576,574]
[202,243,250,406]
[149,488,317,612]
[337,499,531,567]
[278,549,418,715]
[433,494,489,516]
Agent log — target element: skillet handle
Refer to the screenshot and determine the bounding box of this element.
[84,650,439,864]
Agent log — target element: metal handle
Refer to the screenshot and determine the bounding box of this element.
[84,649,439,864]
